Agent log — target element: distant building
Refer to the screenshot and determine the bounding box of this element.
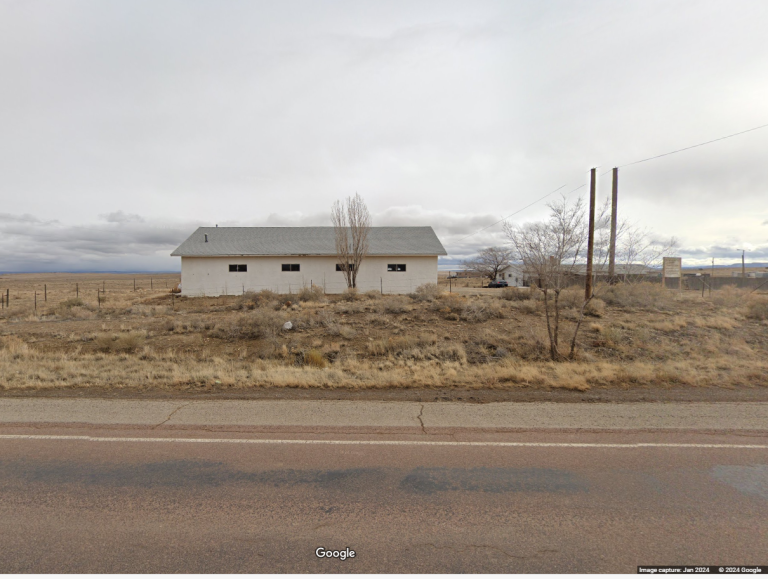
[171,226,447,296]
[494,263,527,287]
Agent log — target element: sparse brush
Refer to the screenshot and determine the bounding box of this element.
[0,336,30,358]
[509,300,539,314]
[211,309,287,340]
[296,285,326,303]
[337,302,365,314]
[501,287,534,301]
[745,297,768,321]
[558,288,583,309]
[460,300,504,322]
[431,294,465,313]
[692,316,739,330]
[342,287,363,302]
[257,289,280,302]
[94,331,146,353]
[599,282,675,311]
[585,298,605,317]
[364,290,381,300]
[409,283,441,302]
[339,326,357,339]
[303,349,327,368]
[379,297,409,314]
[650,317,688,332]
[711,286,750,307]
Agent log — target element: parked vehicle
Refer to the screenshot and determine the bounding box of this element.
[486,280,508,288]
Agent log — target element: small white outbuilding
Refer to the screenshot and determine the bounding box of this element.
[171,226,447,296]
[495,263,527,287]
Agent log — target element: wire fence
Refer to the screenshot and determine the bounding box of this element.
[0,274,181,317]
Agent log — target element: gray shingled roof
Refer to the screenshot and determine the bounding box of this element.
[171,226,447,257]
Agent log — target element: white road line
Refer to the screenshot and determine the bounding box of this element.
[0,434,766,449]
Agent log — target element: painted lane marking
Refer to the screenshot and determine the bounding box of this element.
[0,434,767,449]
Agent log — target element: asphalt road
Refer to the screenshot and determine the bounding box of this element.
[1,423,767,572]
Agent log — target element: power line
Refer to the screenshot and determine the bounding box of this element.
[454,183,572,244]
[619,121,768,168]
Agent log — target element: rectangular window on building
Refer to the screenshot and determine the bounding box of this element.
[229,264,247,272]
[282,264,300,272]
[336,264,355,272]
[387,264,406,272]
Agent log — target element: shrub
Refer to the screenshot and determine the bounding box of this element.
[711,286,750,307]
[409,283,440,302]
[296,285,326,302]
[303,349,327,368]
[745,297,768,320]
[212,309,287,340]
[501,287,534,301]
[339,326,357,339]
[379,297,409,314]
[364,290,382,300]
[559,288,583,309]
[59,298,84,309]
[510,300,539,314]
[0,335,30,358]
[585,298,606,317]
[600,282,674,310]
[94,331,146,353]
[460,300,504,322]
[431,293,465,313]
[258,289,280,302]
[342,287,363,301]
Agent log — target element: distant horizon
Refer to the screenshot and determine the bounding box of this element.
[3,261,768,275]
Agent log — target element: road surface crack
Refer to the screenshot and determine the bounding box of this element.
[417,404,427,434]
[154,402,192,428]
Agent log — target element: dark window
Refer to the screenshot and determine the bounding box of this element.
[282,264,300,272]
[387,264,406,272]
[229,264,247,272]
[336,264,355,272]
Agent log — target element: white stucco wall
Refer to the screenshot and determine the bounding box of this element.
[180,255,439,296]
[495,265,526,287]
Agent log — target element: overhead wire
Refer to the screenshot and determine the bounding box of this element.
[455,121,768,245]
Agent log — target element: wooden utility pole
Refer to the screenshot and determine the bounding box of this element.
[585,168,597,301]
[608,167,618,281]
[741,249,746,278]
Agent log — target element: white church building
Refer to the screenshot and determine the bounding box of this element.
[171,226,447,296]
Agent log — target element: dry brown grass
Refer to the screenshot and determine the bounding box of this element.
[1,273,768,392]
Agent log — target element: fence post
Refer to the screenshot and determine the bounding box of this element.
[134,278,136,291]
[380,277,383,294]
[45,284,47,301]
[76,283,78,298]
[97,290,100,309]
[103,281,105,293]
[34,291,37,312]
[151,278,153,290]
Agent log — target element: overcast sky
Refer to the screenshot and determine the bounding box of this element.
[1,0,767,272]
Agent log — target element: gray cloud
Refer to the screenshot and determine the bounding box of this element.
[1,1,767,271]
[100,210,145,224]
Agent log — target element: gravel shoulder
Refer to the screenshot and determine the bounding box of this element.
[2,384,768,403]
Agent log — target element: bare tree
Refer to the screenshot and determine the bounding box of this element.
[461,247,514,283]
[503,196,590,361]
[618,228,678,281]
[331,193,371,289]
